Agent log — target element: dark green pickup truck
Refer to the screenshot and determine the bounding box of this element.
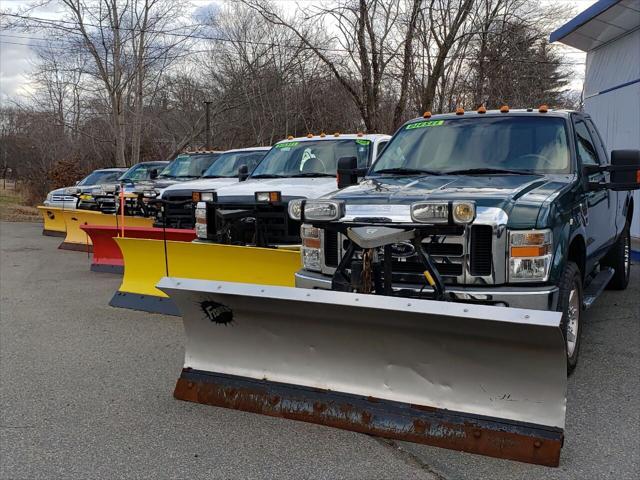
[291,108,639,372]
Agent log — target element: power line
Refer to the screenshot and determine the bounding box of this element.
[1,11,587,65]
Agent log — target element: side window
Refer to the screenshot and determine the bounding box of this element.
[573,118,600,166]
[376,141,388,158]
[585,118,609,164]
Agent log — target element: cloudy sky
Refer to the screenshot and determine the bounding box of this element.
[0,0,598,102]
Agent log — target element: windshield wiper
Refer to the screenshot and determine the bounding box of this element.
[250,174,286,179]
[289,173,336,178]
[444,168,535,175]
[158,174,175,179]
[373,167,443,176]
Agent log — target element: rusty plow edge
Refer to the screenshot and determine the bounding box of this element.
[174,369,563,467]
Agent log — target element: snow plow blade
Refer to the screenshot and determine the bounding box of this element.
[80,225,196,273]
[110,239,300,315]
[37,206,66,237]
[159,278,567,467]
[59,210,153,251]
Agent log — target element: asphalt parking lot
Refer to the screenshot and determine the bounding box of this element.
[1,221,638,479]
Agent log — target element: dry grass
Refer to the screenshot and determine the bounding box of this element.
[0,184,41,222]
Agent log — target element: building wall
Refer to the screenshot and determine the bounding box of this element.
[583,29,640,240]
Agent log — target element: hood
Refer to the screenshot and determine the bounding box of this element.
[330,174,574,228]
[161,177,238,196]
[215,177,339,202]
[121,178,182,193]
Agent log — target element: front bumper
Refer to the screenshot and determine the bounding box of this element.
[295,269,559,311]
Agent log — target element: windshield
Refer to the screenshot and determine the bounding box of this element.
[371,116,571,175]
[119,162,167,182]
[250,139,372,178]
[78,170,123,186]
[203,150,268,178]
[159,153,221,178]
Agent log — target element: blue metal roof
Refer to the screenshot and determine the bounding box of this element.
[550,0,620,44]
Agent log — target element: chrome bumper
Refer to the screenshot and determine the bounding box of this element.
[295,270,559,311]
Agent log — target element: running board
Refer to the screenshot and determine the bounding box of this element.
[583,267,614,309]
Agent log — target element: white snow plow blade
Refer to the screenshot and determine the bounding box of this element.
[159,277,567,466]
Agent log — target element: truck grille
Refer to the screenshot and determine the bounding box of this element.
[51,195,76,202]
[323,224,492,282]
[324,231,340,267]
[205,203,301,246]
[161,193,194,229]
[470,225,493,276]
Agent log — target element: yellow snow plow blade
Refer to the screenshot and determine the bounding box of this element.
[37,206,67,237]
[159,278,567,467]
[109,238,300,315]
[59,210,153,251]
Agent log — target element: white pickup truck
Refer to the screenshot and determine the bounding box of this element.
[193,133,390,246]
[156,147,271,229]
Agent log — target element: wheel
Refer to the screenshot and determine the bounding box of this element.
[601,223,631,290]
[557,261,583,374]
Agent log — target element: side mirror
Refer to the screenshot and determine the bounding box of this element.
[75,180,80,185]
[238,165,249,182]
[609,150,640,190]
[337,156,360,189]
[149,169,158,179]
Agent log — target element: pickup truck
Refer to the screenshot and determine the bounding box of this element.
[291,108,639,372]
[157,147,270,229]
[97,151,222,217]
[194,133,390,247]
[78,161,169,212]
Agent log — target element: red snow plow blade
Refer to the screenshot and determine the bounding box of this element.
[80,225,196,273]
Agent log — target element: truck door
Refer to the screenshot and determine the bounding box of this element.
[572,115,610,266]
[585,117,621,239]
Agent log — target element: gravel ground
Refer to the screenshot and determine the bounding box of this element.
[1,221,638,479]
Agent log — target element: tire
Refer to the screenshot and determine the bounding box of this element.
[601,224,631,290]
[557,261,583,375]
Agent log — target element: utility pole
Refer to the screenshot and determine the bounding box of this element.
[204,101,212,150]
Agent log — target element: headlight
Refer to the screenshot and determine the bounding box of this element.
[303,200,344,222]
[195,223,207,239]
[142,190,157,198]
[195,207,207,220]
[508,229,553,282]
[91,187,105,196]
[201,192,216,202]
[195,205,208,239]
[46,193,52,201]
[452,201,475,224]
[300,223,321,271]
[255,191,281,203]
[288,199,304,220]
[66,187,79,195]
[410,202,448,223]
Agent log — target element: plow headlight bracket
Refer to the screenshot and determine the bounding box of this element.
[195,203,208,239]
[303,200,345,222]
[508,229,553,282]
[410,202,449,223]
[300,224,322,271]
[255,191,282,203]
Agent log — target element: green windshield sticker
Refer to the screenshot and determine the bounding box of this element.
[355,139,371,145]
[276,142,299,148]
[405,120,444,130]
